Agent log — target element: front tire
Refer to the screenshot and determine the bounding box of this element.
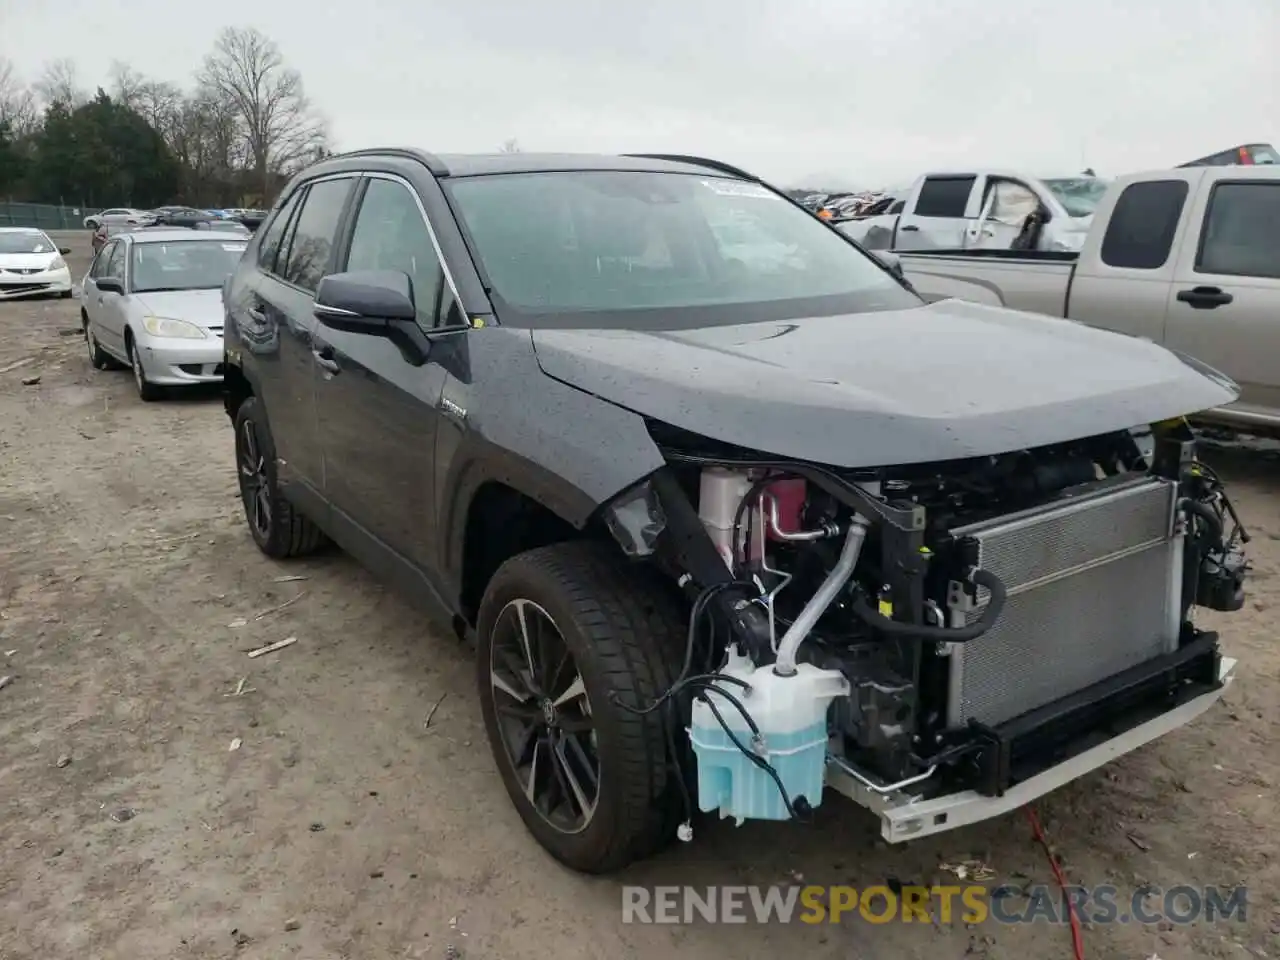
[476,541,688,874]
[233,396,327,559]
[126,335,163,402]
[83,314,116,370]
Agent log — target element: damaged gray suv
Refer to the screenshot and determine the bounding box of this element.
[221,149,1250,873]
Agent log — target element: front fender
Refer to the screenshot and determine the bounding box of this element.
[434,328,666,593]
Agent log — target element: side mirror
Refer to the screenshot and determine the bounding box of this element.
[314,270,417,331]
[314,270,430,366]
[59,246,71,255]
[96,277,123,294]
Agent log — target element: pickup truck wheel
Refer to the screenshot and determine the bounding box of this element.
[233,396,327,559]
[477,541,688,874]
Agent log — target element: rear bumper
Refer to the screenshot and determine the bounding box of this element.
[140,339,225,384]
[827,639,1233,842]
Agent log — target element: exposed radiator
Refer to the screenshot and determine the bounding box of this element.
[945,476,1182,728]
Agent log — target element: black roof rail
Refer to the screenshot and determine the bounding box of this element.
[623,153,758,182]
[322,147,450,176]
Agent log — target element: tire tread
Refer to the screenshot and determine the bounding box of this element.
[481,541,689,873]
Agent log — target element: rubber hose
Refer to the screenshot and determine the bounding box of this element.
[850,568,1008,643]
[1180,498,1224,551]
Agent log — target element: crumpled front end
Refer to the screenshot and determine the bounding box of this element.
[601,414,1248,834]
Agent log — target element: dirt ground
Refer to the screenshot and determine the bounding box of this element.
[1,231,1277,960]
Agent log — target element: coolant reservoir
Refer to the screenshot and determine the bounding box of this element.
[689,651,849,823]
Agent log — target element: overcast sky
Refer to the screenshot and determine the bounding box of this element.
[4,0,1277,187]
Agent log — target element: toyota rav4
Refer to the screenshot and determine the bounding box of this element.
[222,149,1249,874]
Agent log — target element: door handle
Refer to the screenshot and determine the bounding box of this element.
[312,348,341,375]
[246,306,266,323]
[1176,286,1234,309]
[899,225,920,232]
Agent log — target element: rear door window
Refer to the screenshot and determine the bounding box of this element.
[913,176,976,218]
[105,242,126,280]
[256,190,303,274]
[280,178,355,292]
[1195,182,1280,279]
[90,242,115,278]
[1100,180,1189,269]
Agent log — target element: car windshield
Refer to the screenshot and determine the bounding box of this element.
[1044,178,1110,218]
[445,170,916,327]
[130,239,247,292]
[0,231,54,254]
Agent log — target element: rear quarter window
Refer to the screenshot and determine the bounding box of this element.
[1100,180,1189,270]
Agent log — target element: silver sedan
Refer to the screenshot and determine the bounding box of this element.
[79,229,248,401]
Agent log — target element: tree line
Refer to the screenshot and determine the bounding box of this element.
[0,27,329,210]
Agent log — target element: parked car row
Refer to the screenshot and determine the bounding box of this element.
[83,206,268,231]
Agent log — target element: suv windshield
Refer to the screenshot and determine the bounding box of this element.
[445,170,915,325]
[1044,178,1110,218]
[0,231,54,255]
[130,239,247,293]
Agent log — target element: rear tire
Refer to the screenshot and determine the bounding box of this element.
[476,541,689,874]
[233,396,327,559]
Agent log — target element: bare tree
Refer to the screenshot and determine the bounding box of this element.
[0,58,39,136]
[198,27,327,199]
[137,80,186,142]
[34,57,85,108]
[108,61,148,111]
[500,138,522,153]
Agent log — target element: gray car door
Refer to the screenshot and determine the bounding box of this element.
[1165,175,1280,424]
[94,241,130,356]
[243,176,357,496]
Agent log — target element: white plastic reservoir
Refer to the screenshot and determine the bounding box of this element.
[689,651,849,823]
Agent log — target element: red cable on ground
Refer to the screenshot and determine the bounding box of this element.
[1024,804,1086,960]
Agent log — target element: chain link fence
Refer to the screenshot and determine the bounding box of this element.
[0,202,102,231]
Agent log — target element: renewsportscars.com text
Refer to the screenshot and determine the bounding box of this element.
[621,884,1248,926]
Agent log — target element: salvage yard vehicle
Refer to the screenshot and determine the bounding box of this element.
[221,149,1250,874]
[80,228,247,400]
[900,166,1280,434]
[839,168,1105,253]
[0,228,73,300]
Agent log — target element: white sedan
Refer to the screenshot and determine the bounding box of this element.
[80,228,248,401]
[83,208,154,230]
[0,228,73,300]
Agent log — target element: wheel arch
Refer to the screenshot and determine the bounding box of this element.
[456,478,592,627]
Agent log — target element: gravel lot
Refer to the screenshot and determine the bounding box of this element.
[1,230,1278,960]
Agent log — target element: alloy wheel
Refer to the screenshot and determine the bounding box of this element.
[489,598,599,834]
[236,418,272,539]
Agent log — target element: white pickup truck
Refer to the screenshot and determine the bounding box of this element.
[898,165,1280,433]
[838,169,1106,253]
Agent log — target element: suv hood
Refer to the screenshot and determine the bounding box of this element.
[530,299,1238,468]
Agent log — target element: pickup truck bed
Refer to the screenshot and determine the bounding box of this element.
[898,166,1280,433]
